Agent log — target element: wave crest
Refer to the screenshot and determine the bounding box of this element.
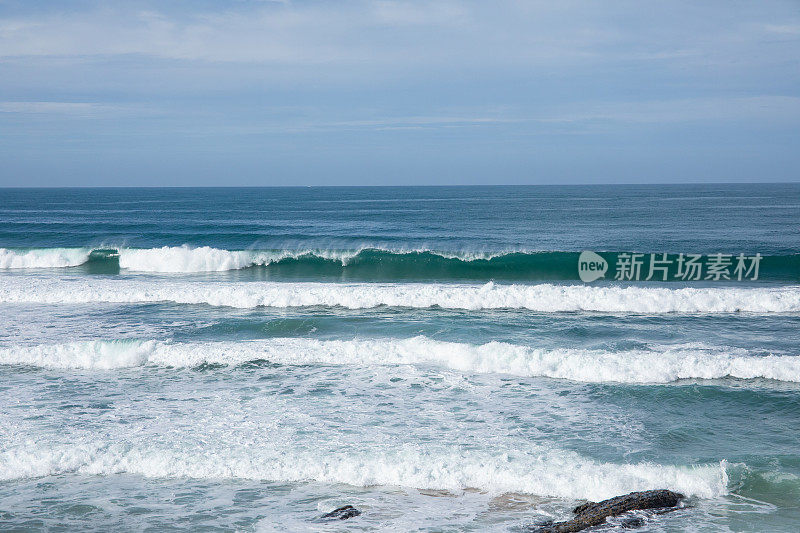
[1,277,799,313]
[2,246,798,282]
[117,245,364,272]
[0,439,728,500]
[3,337,798,383]
[0,248,90,269]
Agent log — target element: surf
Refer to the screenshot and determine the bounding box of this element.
[0,434,729,501]
[1,246,798,282]
[3,337,799,383]
[2,277,799,313]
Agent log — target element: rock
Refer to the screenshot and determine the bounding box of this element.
[618,515,645,528]
[321,505,361,520]
[528,489,684,532]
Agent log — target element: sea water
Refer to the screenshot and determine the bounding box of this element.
[0,184,799,531]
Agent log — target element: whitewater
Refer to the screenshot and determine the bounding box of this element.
[2,338,799,383]
[3,245,796,283]
[0,436,728,502]
[1,275,798,313]
[0,245,515,271]
[2,185,799,532]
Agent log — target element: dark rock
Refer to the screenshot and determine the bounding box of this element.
[618,516,645,528]
[528,489,684,532]
[321,505,361,520]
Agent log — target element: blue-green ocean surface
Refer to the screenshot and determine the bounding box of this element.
[0,184,799,532]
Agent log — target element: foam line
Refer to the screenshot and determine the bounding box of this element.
[0,439,728,500]
[2,338,798,383]
[1,277,798,313]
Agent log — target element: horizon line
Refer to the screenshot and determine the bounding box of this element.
[2,180,800,190]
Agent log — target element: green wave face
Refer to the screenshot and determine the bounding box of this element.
[38,247,800,282]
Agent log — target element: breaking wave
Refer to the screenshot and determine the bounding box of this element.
[1,277,799,313]
[0,438,729,500]
[0,248,91,269]
[2,337,798,383]
[0,246,797,281]
[117,246,361,273]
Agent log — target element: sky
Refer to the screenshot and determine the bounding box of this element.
[0,0,799,186]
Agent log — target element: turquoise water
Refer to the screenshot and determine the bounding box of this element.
[0,185,799,531]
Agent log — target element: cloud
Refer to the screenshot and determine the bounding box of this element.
[0,0,795,71]
[0,1,798,186]
[247,97,800,133]
[764,24,800,35]
[0,101,125,115]
[540,96,800,125]
[0,1,470,64]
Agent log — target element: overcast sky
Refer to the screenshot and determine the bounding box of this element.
[1,0,798,186]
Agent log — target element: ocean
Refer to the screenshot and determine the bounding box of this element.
[0,184,798,532]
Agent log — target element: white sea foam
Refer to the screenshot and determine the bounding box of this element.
[1,277,798,313]
[116,245,516,272]
[2,337,798,383]
[0,245,534,272]
[0,438,728,500]
[0,245,502,273]
[117,245,366,272]
[0,248,90,269]
[119,246,258,272]
[0,340,156,370]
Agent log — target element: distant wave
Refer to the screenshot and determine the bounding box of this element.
[0,245,525,271]
[1,277,799,313]
[2,337,798,383]
[118,246,363,272]
[0,246,797,281]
